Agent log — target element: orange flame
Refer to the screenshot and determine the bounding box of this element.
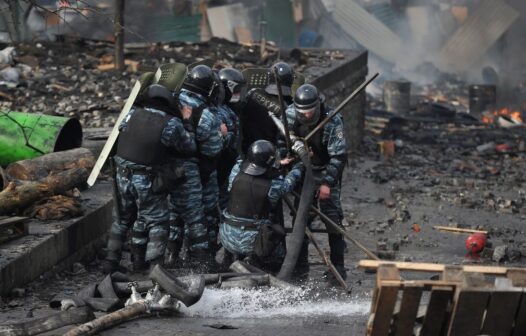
[481,108,523,124]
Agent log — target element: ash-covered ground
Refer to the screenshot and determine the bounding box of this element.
[1,33,526,335]
[1,118,525,335]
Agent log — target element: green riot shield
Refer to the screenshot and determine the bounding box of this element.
[242,68,272,91]
[292,72,305,96]
[157,62,188,92]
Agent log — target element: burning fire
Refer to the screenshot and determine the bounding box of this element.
[481,108,523,125]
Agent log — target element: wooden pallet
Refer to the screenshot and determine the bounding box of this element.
[0,216,28,244]
[360,260,526,336]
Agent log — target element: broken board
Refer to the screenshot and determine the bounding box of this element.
[433,0,519,73]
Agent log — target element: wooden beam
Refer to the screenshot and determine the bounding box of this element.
[448,289,490,335]
[393,285,423,336]
[433,226,487,234]
[359,260,526,276]
[420,286,453,336]
[481,290,522,336]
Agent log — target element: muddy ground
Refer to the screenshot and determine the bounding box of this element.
[0,121,525,335]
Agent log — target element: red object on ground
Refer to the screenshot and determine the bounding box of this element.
[465,233,487,253]
[495,143,511,152]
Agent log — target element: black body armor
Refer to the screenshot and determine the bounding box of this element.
[116,107,171,165]
[227,172,272,220]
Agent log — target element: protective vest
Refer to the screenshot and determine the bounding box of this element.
[227,171,272,220]
[295,106,331,167]
[116,107,172,165]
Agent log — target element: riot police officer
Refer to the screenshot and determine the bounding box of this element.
[240,62,294,155]
[102,83,196,273]
[167,65,225,267]
[216,68,246,209]
[219,140,303,271]
[286,84,348,280]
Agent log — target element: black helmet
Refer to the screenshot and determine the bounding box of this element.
[242,140,278,176]
[294,84,321,126]
[137,84,178,113]
[219,68,246,103]
[266,62,294,96]
[183,64,216,98]
[211,71,225,105]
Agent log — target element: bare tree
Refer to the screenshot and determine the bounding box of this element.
[114,0,124,71]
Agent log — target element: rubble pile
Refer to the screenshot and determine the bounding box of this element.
[0,38,345,128]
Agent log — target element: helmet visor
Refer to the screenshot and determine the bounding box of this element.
[229,81,248,103]
[296,102,320,126]
[297,106,318,121]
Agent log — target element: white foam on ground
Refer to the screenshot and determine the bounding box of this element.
[180,287,371,318]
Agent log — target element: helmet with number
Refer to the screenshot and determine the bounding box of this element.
[183,64,216,98]
[219,68,246,103]
[242,140,279,176]
[266,62,294,96]
[294,84,321,127]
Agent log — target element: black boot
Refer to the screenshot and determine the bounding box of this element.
[165,240,182,268]
[328,233,347,280]
[190,248,216,273]
[101,259,119,274]
[293,237,310,279]
[130,244,148,272]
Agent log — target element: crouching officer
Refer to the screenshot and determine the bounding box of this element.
[102,83,196,273]
[219,140,303,271]
[287,84,348,280]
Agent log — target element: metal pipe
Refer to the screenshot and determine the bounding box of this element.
[229,261,295,289]
[277,149,314,280]
[273,66,292,154]
[304,73,379,142]
[291,191,379,261]
[283,196,350,291]
[148,264,205,307]
[0,111,82,166]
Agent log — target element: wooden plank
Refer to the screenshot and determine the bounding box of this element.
[371,265,401,313]
[512,292,526,336]
[370,283,399,336]
[442,266,464,282]
[448,289,490,336]
[359,260,522,276]
[434,0,519,72]
[381,280,458,289]
[481,290,522,336]
[394,285,423,336]
[420,286,454,336]
[332,0,407,65]
[507,269,526,287]
[433,226,487,234]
